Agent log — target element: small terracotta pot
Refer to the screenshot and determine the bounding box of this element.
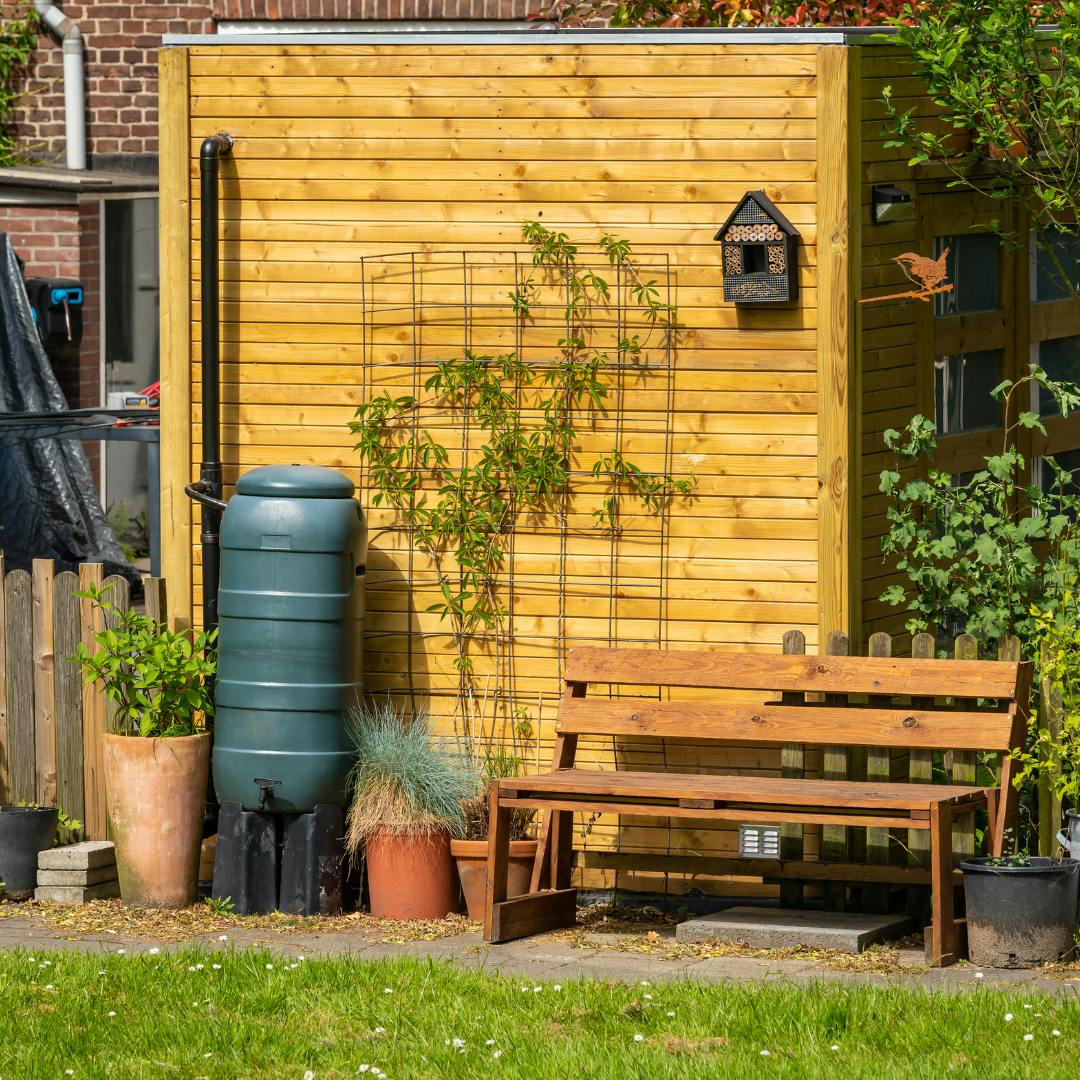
[451,838,538,922]
[104,732,210,908]
[365,828,458,920]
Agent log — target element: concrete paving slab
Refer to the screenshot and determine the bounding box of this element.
[37,841,116,871]
[675,906,912,953]
[33,880,121,904]
[36,865,119,887]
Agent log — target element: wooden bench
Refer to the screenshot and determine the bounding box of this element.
[483,646,1033,966]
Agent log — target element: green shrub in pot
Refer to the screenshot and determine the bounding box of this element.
[72,583,215,908]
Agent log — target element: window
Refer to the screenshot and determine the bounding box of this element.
[1034,229,1080,303]
[1038,448,1080,501]
[934,233,1001,316]
[1038,335,1080,415]
[934,350,1003,435]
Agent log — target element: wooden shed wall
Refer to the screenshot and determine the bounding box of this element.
[160,41,852,895]
[856,48,929,647]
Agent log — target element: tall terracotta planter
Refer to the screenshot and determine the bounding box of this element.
[365,827,458,919]
[104,732,210,908]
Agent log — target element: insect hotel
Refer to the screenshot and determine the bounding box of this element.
[157,27,1080,900]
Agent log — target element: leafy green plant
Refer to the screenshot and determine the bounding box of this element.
[884,2,1080,302]
[0,5,39,167]
[344,699,481,856]
[205,895,236,916]
[71,583,216,738]
[983,851,1033,867]
[879,366,1080,649]
[1012,580,1080,807]
[538,0,907,29]
[350,223,694,725]
[462,743,534,842]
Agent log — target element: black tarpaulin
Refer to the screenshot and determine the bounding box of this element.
[0,233,134,579]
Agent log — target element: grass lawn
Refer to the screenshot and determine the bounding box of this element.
[2,949,1079,1079]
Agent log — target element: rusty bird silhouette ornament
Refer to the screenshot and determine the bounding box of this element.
[860,247,954,304]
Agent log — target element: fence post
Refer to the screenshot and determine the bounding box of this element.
[32,559,57,808]
[822,630,850,911]
[950,634,979,861]
[5,570,35,804]
[79,563,107,839]
[53,571,85,826]
[779,629,805,909]
[864,631,893,913]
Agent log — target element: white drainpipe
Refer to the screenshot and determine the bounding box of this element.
[34,0,86,170]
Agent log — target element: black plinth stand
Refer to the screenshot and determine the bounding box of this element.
[212,800,344,916]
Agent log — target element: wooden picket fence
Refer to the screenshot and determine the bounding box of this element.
[0,557,165,840]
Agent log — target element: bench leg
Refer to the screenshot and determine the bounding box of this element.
[551,810,574,890]
[485,790,577,944]
[929,801,959,967]
[483,781,511,942]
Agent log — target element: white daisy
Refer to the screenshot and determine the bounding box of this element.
[633,1034,644,1043]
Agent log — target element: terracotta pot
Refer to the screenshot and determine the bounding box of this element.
[104,732,210,908]
[451,838,538,922]
[365,828,458,919]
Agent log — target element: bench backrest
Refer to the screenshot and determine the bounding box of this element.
[556,647,1032,753]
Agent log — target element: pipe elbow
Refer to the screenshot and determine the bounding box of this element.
[34,1,80,45]
[200,132,234,161]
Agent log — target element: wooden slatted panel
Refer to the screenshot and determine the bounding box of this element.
[554,698,1014,750]
[565,646,1024,699]
[4,569,34,804]
[53,571,84,825]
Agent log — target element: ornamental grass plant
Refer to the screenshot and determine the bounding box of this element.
[345,699,482,857]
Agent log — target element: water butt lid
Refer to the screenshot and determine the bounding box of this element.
[235,465,355,499]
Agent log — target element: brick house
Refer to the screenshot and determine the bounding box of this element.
[0,0,530,537]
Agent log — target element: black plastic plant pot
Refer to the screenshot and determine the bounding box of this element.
[0,806,59,901]
[960,856,1080,968]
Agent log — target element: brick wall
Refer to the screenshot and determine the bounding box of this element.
[8,0,530,171]
[0,202,99,410]
[7,2,215,170]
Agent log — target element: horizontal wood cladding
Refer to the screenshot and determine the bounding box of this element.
[857,49,926,644]
[175,43,829,897]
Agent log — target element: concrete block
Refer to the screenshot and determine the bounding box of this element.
[34,879,121,905]
[675,906,912,954]
[37,841,116,872]
[36,865,119,887]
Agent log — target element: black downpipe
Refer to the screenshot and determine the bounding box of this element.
[187,132,233,840]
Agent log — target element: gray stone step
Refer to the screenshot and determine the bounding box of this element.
[34,880,121,905]
[37,841,116,871]
[675,906,912,953]
[36,865,119,887]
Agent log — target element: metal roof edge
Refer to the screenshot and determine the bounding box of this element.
[163,27,896,47]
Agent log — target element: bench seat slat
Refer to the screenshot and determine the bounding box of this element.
[498,770,986,810]
[555,698,1014,750]
[566,647,1025,700]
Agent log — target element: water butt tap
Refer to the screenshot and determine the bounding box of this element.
[254,778,281,811]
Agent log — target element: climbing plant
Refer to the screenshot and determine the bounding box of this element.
[350,222,695,730]
[0,5,39,167]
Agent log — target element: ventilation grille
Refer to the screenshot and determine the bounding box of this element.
[739,824,781,858]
